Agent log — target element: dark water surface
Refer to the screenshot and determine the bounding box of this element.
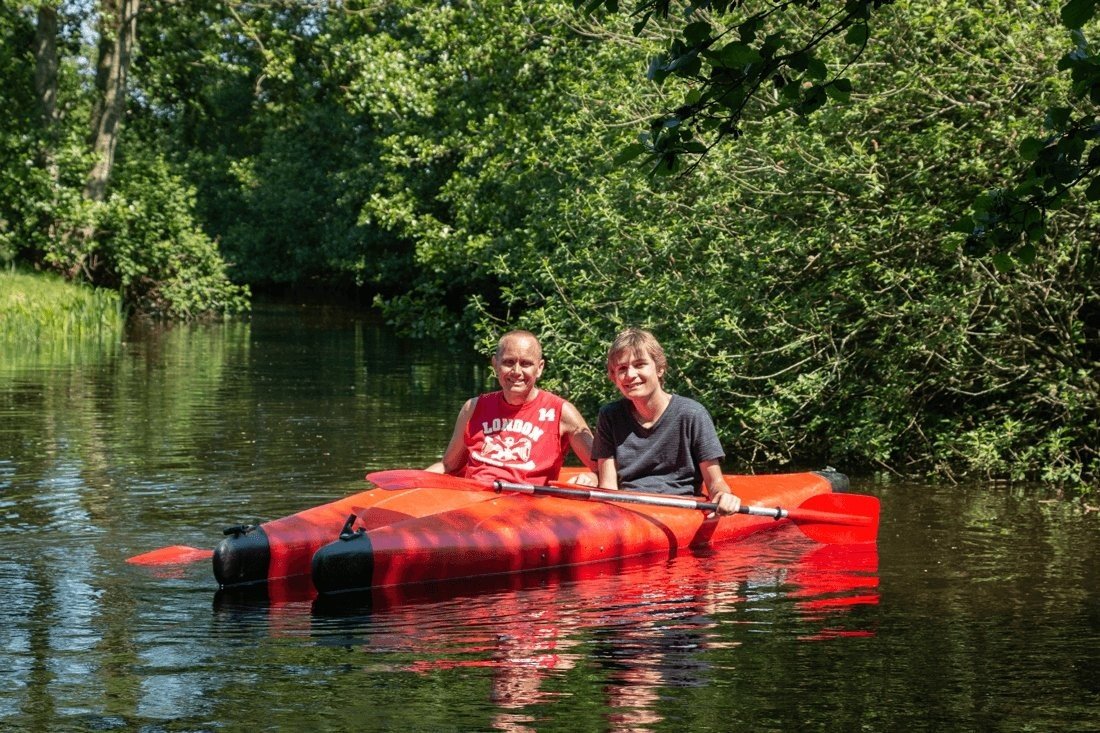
[1,305,1097,732]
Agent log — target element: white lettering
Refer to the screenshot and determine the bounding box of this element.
[480,417,544,442]
[538,408,556,422]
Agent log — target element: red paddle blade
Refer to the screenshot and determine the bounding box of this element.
[366,469,488,492]
[126,545,213,566]
[788,493,880,544]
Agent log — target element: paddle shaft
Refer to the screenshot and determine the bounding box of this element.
[496,480,721,511]
[494,480,871,526]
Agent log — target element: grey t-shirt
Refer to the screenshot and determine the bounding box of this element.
[592,394,725,496]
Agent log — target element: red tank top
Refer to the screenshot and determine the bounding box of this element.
[464,389,567,485]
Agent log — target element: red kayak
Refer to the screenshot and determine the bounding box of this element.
[214,527,879,634]
[211,468,875,593]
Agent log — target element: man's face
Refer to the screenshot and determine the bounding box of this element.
[492,336,544,403]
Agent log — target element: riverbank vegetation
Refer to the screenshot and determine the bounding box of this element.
[1,269,122,343]
[1,1,1095,489]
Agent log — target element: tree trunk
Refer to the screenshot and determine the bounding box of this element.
[33,3,59,136]
[32,3,61,251]
[84,0,140,204]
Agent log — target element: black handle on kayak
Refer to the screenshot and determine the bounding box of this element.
[338,513,365,541]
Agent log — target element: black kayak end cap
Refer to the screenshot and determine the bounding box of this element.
[213,525,271,587]
[311,530,375,595]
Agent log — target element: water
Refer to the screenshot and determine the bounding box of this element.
[1,304,1097,732]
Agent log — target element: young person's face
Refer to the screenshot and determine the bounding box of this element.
[608,348,664,401]
[492,336,544,403]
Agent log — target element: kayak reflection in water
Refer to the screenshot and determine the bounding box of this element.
[426,329,597,486]
[593,328,742,517]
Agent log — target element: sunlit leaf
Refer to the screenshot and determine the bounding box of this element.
[845,22,869,46]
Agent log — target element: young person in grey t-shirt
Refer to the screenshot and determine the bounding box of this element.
[592,328,741,517]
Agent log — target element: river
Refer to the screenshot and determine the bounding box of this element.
[1,304,1097,732]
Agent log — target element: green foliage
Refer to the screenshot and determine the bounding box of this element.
[0,7,34,265]
[96,149,249,318]
[216,105,378,288]
[578,0,893,174]
[2,0,249,319]
[485,0,1096,488]
[958,1,1100,265]
[333,0,632,339]
[0,5,92,268]
[583,0,1100,271]
[131,1,388,292]
[2,0,1095,487]
[272,0,1094,488]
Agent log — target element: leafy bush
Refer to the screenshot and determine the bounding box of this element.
[345,0,1097,488]
[96,150,249,318]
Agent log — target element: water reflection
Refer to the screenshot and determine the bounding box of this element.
[0,304,486,729]
[213,529,879,731]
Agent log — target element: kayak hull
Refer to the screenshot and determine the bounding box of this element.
[213,469,848,591]
[310,470,848,594]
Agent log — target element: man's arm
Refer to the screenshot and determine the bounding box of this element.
[426,397,477,474]
[560,400,595,471]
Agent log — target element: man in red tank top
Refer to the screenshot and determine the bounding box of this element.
[427,330,595,485]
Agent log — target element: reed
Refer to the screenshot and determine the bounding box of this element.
[0,269,124,344]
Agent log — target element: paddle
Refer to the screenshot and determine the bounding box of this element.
[366,470,879,544]
[126,545,213,566]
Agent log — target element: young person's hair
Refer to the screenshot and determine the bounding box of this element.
[606,328,667,383]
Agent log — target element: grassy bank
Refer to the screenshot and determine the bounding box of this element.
[1,269,123,343]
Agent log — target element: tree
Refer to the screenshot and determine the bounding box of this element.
[331,0,630,338]
[470,0,1096,487]
[128,1,393,295]
[581,0,1100,268]
[5,0,248,317]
